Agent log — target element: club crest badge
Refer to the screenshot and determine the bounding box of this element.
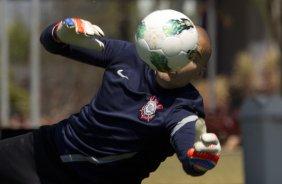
[140,96,163,122]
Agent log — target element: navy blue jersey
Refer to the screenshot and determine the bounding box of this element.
[39,24,205,183]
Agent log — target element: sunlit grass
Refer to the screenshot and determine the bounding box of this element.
[142,149,244,184]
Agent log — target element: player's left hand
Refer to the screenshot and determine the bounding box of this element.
[187,118,221,172]
[53,18,105,51]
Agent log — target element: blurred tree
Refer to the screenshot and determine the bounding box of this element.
[170,0,186,12]
[252,0,281,92]
[9,21,29,63]
[6,20,30,126]
[10,80,30,124]
[229,52,255,110]
[118,1,132,40]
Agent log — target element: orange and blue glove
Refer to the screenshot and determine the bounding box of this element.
[53,18,105,51]
[188,118,221,172]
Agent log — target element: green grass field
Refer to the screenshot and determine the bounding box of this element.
[142,149,244,184]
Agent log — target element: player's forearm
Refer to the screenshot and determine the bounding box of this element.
[40,22,106,67]
[171,122,206,176]
[40,23,69,54]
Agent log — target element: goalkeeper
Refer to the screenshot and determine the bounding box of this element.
[0,17,221,183]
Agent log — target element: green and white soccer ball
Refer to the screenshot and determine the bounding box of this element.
[135,9,198,72]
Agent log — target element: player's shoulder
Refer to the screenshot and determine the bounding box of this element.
[101,38,143,67]
[175,84,205,117]
[100,38,137,59]
[174,83,202,100]
[101,38,135,51]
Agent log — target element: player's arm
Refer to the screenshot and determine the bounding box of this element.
[170,116,221,176]
[40,18,108,67]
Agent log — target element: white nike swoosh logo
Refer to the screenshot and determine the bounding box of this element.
[117,69,129,80]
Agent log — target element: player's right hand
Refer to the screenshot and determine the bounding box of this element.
[53,18,105,51]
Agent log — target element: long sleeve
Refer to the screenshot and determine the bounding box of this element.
[40,23,109,68]
[170,119,206,176]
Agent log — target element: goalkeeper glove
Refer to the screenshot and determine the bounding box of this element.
[53,18,105,51]
[187,118,221,172]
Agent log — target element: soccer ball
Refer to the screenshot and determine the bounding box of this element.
[135,9,198,72]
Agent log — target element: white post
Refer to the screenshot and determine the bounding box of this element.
[0,0,10,127]
[30,0,41,127]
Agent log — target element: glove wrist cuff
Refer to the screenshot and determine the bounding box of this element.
[188,149,219,163]
[192,164,208,173]
[52,22,63,43]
